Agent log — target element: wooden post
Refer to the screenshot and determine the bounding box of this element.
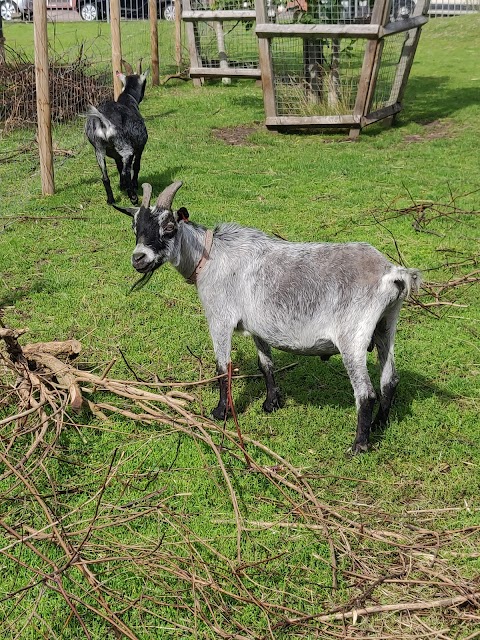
[255,0,277,121]
[149,0,159,85]
[0,14,6,65]
[110,0,122,99]
[183,0,202,86]
[33,0,54,195]
[174,0,182,70]
[349,0,390,139]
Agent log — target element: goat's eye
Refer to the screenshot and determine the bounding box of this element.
[163,222,176,237]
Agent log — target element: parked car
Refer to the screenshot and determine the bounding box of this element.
[78,0,176,21]
[0,0,175,21]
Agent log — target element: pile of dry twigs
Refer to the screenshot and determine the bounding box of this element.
[1,325,479,638]
[0,47,111,133]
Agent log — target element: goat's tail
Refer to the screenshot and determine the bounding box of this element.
[383,266,422,300]
[86,106,116,141]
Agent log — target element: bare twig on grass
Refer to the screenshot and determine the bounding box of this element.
[1,326,479,639]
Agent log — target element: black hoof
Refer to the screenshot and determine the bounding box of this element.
[263,393,283,413]
[212,405,227,421]
[350,440,369,455]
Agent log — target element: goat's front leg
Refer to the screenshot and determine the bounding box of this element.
[341,348,376,454]
[115,158,127,190]
[253,336,282,412]
[95,150,115,204]
[210,325,234,421]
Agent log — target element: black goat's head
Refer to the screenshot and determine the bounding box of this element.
[114,182,187,282]
[117,59,149,104]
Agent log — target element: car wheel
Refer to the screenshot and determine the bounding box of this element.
[0,0,18,20]
[163,2,175,20]
[79,1,98,20]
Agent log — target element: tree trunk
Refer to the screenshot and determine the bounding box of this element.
[327,38,341,109]
[303,38,325,104]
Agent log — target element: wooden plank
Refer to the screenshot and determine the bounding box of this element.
[265,115,360,127]
[182,10,256,20]
[351,0,389,130]
[362,102,402,126]
[255,23,381,39]
[380,15,428,37]
[390,1,431,111]
[190,67,261,78]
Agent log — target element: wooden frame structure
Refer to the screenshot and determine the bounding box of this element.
[255,0,430,138]
[182,0,261,85]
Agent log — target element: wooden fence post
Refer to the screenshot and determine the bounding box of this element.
[175,0,182,70]
[0,14,6,65]
[149,0,160,85]
[33,0,54,195]
[110,0,122,99]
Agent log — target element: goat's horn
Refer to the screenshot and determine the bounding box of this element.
[121,59,134,74]
[137,58,143,74]
[141,183,152,208]
[155,181,183,211]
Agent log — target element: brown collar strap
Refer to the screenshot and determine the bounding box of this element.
[186,229,214,285]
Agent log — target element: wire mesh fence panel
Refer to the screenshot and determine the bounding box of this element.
[369,31,408,111]
[270,36,366,116]
[194,19,258,68]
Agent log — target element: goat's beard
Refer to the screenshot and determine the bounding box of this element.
[129,270,154,293]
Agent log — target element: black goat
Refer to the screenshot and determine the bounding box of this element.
[85,60,148,205]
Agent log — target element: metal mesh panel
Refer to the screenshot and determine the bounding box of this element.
[194,20,259,68]
[370,31,408,110]
[271,36,365,116]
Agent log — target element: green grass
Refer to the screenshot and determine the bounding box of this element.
[1,14,479,639]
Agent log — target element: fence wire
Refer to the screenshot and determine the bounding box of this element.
[271,36,365,116]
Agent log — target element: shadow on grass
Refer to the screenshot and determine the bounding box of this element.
[225,348,456,446]
[0,280,47,312]
[270,75,478,139]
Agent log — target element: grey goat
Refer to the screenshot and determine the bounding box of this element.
[116,182,421,453]
[85,60,148,205]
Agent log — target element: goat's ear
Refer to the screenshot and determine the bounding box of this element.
[112,203,138,218]
[116,71,127,87]
[175,207,189,222]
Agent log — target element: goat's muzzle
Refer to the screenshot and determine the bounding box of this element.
[132,251,154,273]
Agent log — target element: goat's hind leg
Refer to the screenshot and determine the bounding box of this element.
[132,148,144,193]
[372,310,401,430]
[95,150,115,204]
[253,336,282,412]
[120,155,138,205]
[340,343,376,454]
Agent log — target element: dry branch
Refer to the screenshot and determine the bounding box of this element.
[1,325,479,639]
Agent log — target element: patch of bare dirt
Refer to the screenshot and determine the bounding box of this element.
[212,124,261,146]
[404,119,454,143]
